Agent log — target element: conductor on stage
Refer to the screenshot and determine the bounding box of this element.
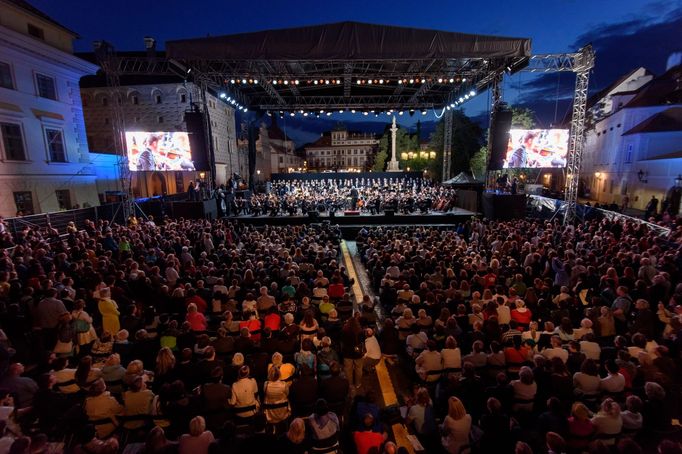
[350,186,359,210]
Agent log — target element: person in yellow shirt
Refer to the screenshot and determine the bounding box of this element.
[98,288,120,335]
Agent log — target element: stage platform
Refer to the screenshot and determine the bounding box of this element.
[224,207,477,229]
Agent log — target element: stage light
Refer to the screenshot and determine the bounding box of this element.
[446,105,451,110]
[230,79,235,84]
[449,78,454,83]
[339,109,344,113]
[290,112,295,117]
[272,80,278,85]
[253,79,258,84]
[421,110,427,115]
[398,111,404,115]
[319,79,324,84]
[320,110,325,114]
[303,112,309,116]
[450,103,455,108]
[459,97,464,102]
[219,92,226,99]
[231,100,236,105]
[398,80,403,85]
[243,108,248,112]
[351,109,356,114]
[336,79,341,84]
[462,78,467,82]
[314,80,319,85]
[241,79,247,84]
[356,80,361,85]
[299,109,304,114]
[464,94,469,99]
[248,79,253,84]
[227,97,231,102]
[294,80,300,85]
[363,111,369,116]
[325,80,330,85]
[326,112,332,116]
[379,79,384,84]
[469,90,476,96]
[367,80,372,85]
[409,79,414,84]
[438,78,443,83]
[283,80,289,85]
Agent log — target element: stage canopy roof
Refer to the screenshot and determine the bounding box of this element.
[157,22,531,112]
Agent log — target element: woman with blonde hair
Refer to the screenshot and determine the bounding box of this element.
[396,308,416,341]
[101,353,126,394]
[591,398,622,445]
[263,366,290,431]
[179,416,214,454]
[84,378,123,438]
[154,347,177,390]
[441,396,472,454]
[567,402,595,450]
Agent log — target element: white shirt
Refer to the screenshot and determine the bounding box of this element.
[496,305,511,325]
[580,341,601,361]
[542,347,568,363]
[600,373,626,393]
[364,335,382,360]
[441,348,462,371]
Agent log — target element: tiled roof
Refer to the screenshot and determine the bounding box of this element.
[623,107,682,135]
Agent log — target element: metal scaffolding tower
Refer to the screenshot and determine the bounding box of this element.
[442,109,453,181]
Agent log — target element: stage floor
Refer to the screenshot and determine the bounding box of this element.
[224,207,478,228]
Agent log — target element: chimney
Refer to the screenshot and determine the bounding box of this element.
[666,52,682,71]
[144,36,156,58]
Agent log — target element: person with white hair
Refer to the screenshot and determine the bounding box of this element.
[97,287,120,335]
[573,318,594,340]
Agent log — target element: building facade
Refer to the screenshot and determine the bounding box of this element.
[581,58,682,214]
[81,76,244,198]
[0,0,100,217]
[305,125,379,172]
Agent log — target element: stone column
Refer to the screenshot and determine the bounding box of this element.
[387,115,400,171]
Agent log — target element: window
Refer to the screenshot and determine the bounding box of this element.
[625,144,633,163]
[157,116,164,123]
[101,97,108,106]
[1,123,26,160]
[155,94,162,104]
[0,62,13,89]
[180,93,187,103]
[45,128,66,162]
[13,191,34,215]
[175,172,184,192]
[132,95,139,105]
[104,118,110,125]
[35,73,56,100]
[27,23,44,40]
[55,190,72,210]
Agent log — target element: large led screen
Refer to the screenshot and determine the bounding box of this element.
[126,131,196,171]
[503,129,569,169]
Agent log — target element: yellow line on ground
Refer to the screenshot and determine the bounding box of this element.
[340,241,417,454]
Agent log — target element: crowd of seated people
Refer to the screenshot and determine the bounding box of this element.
[358,217,682,453]
[229,177,459,216]
[0,218,397,454]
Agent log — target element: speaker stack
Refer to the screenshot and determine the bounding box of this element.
[487,104,513,171]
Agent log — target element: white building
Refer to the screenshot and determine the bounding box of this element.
[0,0,100,217]
[81,72,244,197]
[305,125,379,171]
[237,117,303,181]
[581,58,682,214]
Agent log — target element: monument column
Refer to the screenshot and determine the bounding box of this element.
[387,115,400,171]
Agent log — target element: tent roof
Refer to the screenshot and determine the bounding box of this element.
[166,21,531,61]
[443,171,484,185]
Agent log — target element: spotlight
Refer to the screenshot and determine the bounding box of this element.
[379,79,384,84]
[325,80,330,85]
[459,97,464,102]
[356,80,362,85]
[351,109,356,114]
[283,80,289,85]
[289,112,295,117]
[437,78,443,83]
[253,79,258,84]
[272,80,278,85]
[469,90,476,96]
[326,112,332,116]
[243,108,248,112]
[248,79,253,84]
[363,111,368,116]
[241,79,246,84]
[320,110,324,114]
[449,78,454,83]
[450,103,455,108]
[462,78,467,82]
[314,80,319,85]
[336,79,341,84]
[446,105,451,110]
[299,110,304,114]
[295,80,300,85]
[219,92,226,99]
[398,111,403,115]
[398,80,403,85]
[230,79,235,84]
[226,97,231,102]
[303,112,309,116]
[464,94,469,99]
[409,79,414,84]
[339,109,344,114]
[367,80,372,85]
[421,110,427,115]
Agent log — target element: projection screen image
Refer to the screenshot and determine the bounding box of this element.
[503,129,569,169]
[126,131,196,171]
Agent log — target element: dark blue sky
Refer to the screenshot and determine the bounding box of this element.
[33,0,682,145]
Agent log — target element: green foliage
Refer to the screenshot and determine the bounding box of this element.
[429,110,484,179]
[510,107,536,129]
[470,146,488,179]
[372,149,388,172]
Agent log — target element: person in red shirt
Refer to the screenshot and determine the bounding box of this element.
[483,268,497,289]
[185,288,207,313]
[239,312,262,343]
[186,302,207,332]
[263,307,281,332]
[328,278,345,300]
[353,413,386,454]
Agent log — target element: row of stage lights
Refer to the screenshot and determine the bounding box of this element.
[446,90,477,109]
[226,77,468,86]
[218,93,248,112]
[270,108,430,118]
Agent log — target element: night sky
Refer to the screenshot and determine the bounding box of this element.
[32,0,682,145]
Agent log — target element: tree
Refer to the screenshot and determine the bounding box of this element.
[429,110,484,179]
[375,121,419,171]
[510,107,535,129]
[372,149,387,172]
[470,146,488,179]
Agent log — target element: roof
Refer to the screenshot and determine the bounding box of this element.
[305,134,332,149]
[639,150,682,161]
[623,107,682,135]
[443,171,484,186]
[625,65,682,108]
[267,116,289,142]
[3,0,79,37]
[587,67,652,109]
[166,21,530,61]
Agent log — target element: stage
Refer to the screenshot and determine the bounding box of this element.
[224,207,478,232]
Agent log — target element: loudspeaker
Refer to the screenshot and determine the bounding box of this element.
[384,209,395,217]
[487,107,513,171]
[184,111,210,172]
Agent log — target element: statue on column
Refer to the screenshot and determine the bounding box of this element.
[387,116,400,172]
